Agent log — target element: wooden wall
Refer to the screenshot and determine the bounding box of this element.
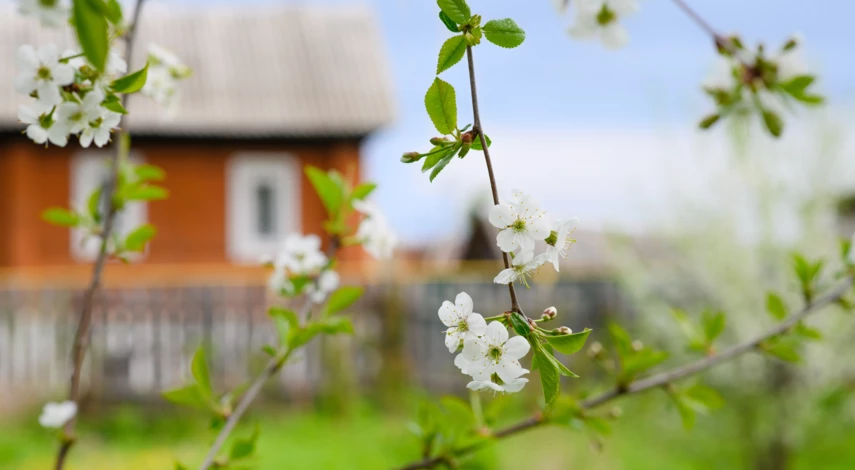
[0,136,365,269]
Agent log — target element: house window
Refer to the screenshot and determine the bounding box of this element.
[226,154,300,262]
[70,153,147,262]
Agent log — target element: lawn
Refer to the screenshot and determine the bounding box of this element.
[2,395,854,469]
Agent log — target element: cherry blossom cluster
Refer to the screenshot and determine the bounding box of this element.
[16,44,126,147]
[39,400,77,429]
[353,200,398,260]
[439,293,532,394]
[489,189,577,286]
[141,44,192,117]
[266,234,339,304]
[556,0,639,49]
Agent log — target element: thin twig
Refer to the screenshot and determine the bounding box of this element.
[668,0,744,60]
[198,237,341,470]
[54,1,147,468]
[465,45,521,314]
[395,276,852,469]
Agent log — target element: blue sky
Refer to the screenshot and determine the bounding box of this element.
[166,1,855,243]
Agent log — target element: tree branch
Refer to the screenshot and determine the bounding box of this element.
[465,45,521,314]
[395,275,853,469]
[197,237,342,470]
[669,0,743,58]
[53,1,147,468]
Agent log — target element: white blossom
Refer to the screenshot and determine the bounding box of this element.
[79,107,121,148]
[568,0,638,49]
[38,401,77,429]
[489,189,550,254]
[141,44,191,116]
[493,250,549,286]
[18,103,68,147]
[466,377,529,394]
[354,200,398,260]
[16,44,75,107]
[774,39,807,82]
[461,321,530,384]
[545,218,578,272]
[306,269,340,303]
[438,292,487,353]
[18,0,67,28]
[267,265,293,295]
[276,234,328,275]
[55,89,104,135]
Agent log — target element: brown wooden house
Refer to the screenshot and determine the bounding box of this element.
[0,5,394,285]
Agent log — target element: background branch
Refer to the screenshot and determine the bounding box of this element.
[54,1,147,468]
[396,275,853,470]
[197,237,342,470]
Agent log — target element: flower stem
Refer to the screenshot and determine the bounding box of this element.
[469,390,484,429]
[53,1,147,469]
[465,45,522,315]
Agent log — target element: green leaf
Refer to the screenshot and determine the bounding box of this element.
[470,134,491,151]
[191,346,213,400]
[87,186,102,222]
[421,146,456,174]
[230,426,259,460]
[794,322,822,341]
[683,383,725,410]
[483,18,526,49]
[162,384,210,411]
[761,109,783,137]
[436,35,467,75]
[437,0,471,25]
[174,461,189,470]
[73,0,109,72]
[351,182,377,201]
[123,184,169,201]
[766,292,788,320]
[671,393,697,430]
[41,207,80,227]
[111,62,150,94]
[760,337,801,363]
[318,316,355,335]
[582,416,612,436]
[438,11,459,32]
[424,77,457,135]
[702,311,725,343]
[698,113,720,129]
[780,75,814,95]
[102,94,128,114]
[544,328,591,355]
[305,166,345,218]
[124,224,156,252]
[509,312,529,338]
[268,306,299,346]
[533,343,561,406]
[134,164,166,182]
[622,349,668,380]
[429,155,454,182]
[323,286,363,316]
[607,323,633,358]
[104,0,123,24]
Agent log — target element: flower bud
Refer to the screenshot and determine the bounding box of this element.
[544,230,558,246]
[400,151,420,163]
[541,306,557,320]
[430,137,449,146]
[461,131,474,145]
[587,341,603,358]
[557,326,572,335]
[631,340,643,352]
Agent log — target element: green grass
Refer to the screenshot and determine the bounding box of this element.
[2,395,854,469]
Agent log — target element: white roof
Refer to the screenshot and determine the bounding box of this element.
[0,3,395,138]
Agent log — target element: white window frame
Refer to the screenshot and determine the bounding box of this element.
[226,153,301,263]
[70,152,147,262]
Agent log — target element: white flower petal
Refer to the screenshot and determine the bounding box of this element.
[496,228,518,252]
[496,358,527,383]
[600,22,629,49]
[503,336,531,360]
[438,301,459,327]
[493,268,517,285]
[455,292,473,315]
[502,377,528,393]
[454,353,471,375]
[484,321,508,346]
[16,45,39,70]
[489,203,516,229]
[466,313,487,337]
[445,330,463,353]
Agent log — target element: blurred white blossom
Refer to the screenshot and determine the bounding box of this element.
[545,218,578,272]
[141,44,191,117]
[15,44,75,107]
[354,200,398,260]
[568,0,638,49]
[18,0,67,28]
[306,269,340,303]
[38,401,77,429]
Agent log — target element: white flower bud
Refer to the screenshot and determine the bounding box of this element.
[541,306,558,320]
[557,326,573,335]
[631,340,644,352]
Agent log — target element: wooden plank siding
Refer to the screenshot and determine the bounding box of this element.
[0,137,366,274]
